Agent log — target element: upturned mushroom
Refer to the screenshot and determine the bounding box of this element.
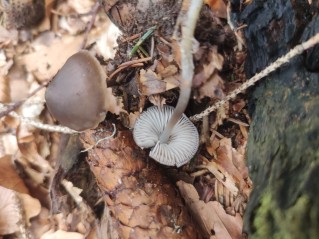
[133,0,202,167]
[133,105,199,167]
[45,50,108,131]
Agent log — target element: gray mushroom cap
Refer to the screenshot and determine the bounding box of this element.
[45,50,108,131]
[133,105,199,167]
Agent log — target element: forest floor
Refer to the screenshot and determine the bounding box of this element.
[0,0,253,238]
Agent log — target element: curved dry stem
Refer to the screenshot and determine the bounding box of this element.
[159,0,203,143]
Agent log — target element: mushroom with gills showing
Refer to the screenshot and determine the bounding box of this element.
[133,0,202,167]
[45,50,108,131]
[133,105,199,167]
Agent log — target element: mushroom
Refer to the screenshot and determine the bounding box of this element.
[133,105,199,167]
[45,50,108,131]
[133,0,202,167]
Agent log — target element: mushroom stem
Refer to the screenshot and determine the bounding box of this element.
[159,0,203,143]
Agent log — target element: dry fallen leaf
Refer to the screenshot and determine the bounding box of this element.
[193,46,224,87]
[19,193,42,225]
[204,0,228,19]
[198,72,225,99]
[138,69,168,95]
[19,34,84,81]
[30,208,51,239]
[201,137,249,196]
[41,229,84,239]
[0,186,20,235]
[177,181,243,239]
[0,155,29,193]
[200,157,239,196]
[0,26,18,47]
[0,75,10,103]
[215,138,248,185]
[104,87,124,115]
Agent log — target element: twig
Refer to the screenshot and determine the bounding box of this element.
[123,33,142,43]
[6,110,78,134]
[108,57,152,80]
[190,32,319,122]
[150,36,155,58]
[80,2,101,49]
[227,117,249,127]
[158,36,171,46]
[226,2,245,51]
[118,56,152,68]
[81,123,116,152]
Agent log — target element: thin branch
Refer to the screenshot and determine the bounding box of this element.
[81,123,116,152]
[159,0,203,143]
[118,56,152,68]
[5,109,78,134]
[80,2,101,49]
[190,32,319,122]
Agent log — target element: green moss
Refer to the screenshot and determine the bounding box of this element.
[252,192,319,239]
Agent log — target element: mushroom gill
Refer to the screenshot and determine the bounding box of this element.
[133,105,199,167]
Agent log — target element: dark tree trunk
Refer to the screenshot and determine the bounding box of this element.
[240,1,319,238]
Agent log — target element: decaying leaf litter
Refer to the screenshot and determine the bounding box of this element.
[1,0,319,238]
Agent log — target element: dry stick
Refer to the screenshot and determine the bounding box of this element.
[108,61,146,81]
[81,123,117,152]
[107,57,152,83]
[80,2,100,49]
[159,0,203,143]
[6,110,78,134]
[123,33,142,43]
[226,1,245,51]
[190,32,319,122]
[118,56,152,68]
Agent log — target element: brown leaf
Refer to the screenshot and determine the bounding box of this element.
[41,229,84,239]
[29,208,51,239]
[157,64,178,78]
[201,156,239,196]
[0,75,10,102]
[193,46,224,87]
[177,181,243,239]
[0,186,20,235]
[0,155,29,193]
[198,72,225,99]
[138,69,166,95]
[104,87,124,115]
[0,52,14,76]
[232,99,246,112]
[138,68,179,95]
[19,34,83,81]
[215,138,248,184]
[148,95,166,108]
[0,26,18,47]
[18,193,41,225]
[204,0,228,19]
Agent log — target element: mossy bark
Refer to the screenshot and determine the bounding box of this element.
[240,1,319,238]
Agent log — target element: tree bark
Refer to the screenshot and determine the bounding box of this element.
[240,1,319,238]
